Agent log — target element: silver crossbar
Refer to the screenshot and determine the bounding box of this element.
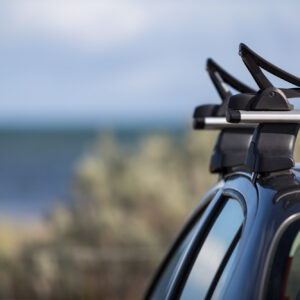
[195,117,257,129]
[231,110,300,123]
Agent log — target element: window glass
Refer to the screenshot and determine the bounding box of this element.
[180,198,244,300]
[266,219,300,300]
[150,213,204,300]
[285,231,300,299]
[282,230,300,299]
[211,242,239,299]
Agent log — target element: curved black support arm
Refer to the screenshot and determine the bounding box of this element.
[226,44,300,174]
[228,44,300,113]
[194,58,256,122]
[206,58,255,101]
[239,43,300,97]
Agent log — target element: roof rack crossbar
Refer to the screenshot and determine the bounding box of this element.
[194,116,257,130]
[228,110,300,124]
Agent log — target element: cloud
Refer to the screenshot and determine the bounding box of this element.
[1,1,300,57]
[0,0,147,52]
[181,235,227,298]
[0,1,300,124]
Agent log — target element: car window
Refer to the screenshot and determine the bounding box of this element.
[180,198,244,300]
[150,209,206,300]
[285,231,300,299]
[266,219,300,300]
[211,241,240,299]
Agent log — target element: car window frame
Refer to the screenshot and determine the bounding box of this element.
[166,173,258,300]
[144,181,223,300]
[179,196,245,300]
[260,213,300,300]
[166,190,246,299]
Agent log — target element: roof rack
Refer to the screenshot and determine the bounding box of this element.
[194,58,256,130]
[193,59,256,174]
[227,43,300,174]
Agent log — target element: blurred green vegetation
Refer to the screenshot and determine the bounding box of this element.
[2,130,300,299]
[0,130,218,300]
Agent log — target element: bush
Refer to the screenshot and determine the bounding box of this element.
[0,130,217,300]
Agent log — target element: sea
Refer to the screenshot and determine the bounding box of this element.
[0,128,97,220]
[0,127,184,221]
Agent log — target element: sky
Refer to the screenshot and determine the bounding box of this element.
[1,0,300,128]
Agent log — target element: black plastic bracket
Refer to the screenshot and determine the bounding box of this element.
[228,43,300,174]
[194,58,255,123]
[193,59,256,174]
[194,59,255,128]
[228,87,293,112]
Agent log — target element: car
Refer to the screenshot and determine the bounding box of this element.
[144,44,300,300]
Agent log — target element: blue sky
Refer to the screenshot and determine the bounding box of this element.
[1,0,300,127]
